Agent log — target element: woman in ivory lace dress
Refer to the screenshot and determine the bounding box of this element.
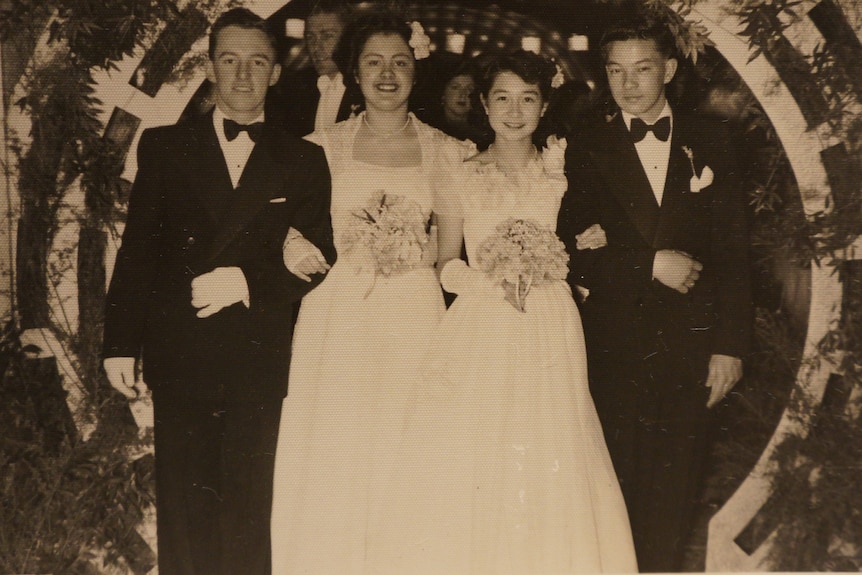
[270,11,473,574]
[366,51,638,574]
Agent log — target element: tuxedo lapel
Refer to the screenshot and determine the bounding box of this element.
[205,126,286,263]
[590,114,661,245]
[187,116,235,224]
[653,124,692,249]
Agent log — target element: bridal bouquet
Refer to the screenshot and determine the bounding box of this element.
[475,218,569,312]
[342,190,429,278]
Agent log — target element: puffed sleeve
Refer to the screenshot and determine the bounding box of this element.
[432,136,476,219]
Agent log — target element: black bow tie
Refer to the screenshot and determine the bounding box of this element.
[630,116,671,143]
[223,119,264,142]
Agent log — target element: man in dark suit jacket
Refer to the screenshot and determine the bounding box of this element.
[558,18,752,572]
[267,0,363,137]
[102,9,335,575]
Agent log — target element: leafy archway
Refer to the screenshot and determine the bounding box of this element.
[2,0,861,572]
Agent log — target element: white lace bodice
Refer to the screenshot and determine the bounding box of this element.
[307,113,475,254]
[450,138,569,263]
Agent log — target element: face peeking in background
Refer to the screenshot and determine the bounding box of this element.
[482,71,547,143]
[355,33,415,113]
[305,12,345,78]
[442,74,476,121]
[206,25,281,124]
[604,38,677,123]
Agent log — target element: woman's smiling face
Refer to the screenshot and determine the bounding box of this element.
[482,71,547,142]
[355,33,415,113]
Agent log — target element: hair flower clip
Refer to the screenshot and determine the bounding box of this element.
[683,146,714,193]
[408,21,431,60]
[551,63,565,89]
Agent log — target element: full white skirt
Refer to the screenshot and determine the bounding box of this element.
[364,281,638,574]
[271,262,445,574]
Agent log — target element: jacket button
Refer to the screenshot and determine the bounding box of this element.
[187,236,195,245]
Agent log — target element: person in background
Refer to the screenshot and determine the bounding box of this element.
[267,0,363,137]
[102,8,335,574]
[424,59,492,149]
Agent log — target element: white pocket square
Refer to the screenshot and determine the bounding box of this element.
[269,197,287,203]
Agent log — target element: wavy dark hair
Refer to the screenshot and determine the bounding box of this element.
[308,0,353,23]
[599,16,677,63]
[333,9,415,79]
[478,50,557,103]
[208,7,279,61]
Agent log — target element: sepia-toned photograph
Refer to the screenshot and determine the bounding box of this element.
[1,0,860,573]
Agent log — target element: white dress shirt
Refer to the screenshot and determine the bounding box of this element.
[209,106,262,306]
[314,72,346,132]
[213,107,262,189]
[623,102,673,206]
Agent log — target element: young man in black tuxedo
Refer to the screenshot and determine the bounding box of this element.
[102,8,335,575]
[558,18,752,572]
[267,0,363,137]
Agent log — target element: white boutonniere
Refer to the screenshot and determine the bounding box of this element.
[349,103,361,118]
[682,145,714,193]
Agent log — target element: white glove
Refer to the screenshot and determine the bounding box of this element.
[104,356,139,399]
[440,259,502,297]
[191,266,249,318]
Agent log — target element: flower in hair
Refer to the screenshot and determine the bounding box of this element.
[551,63,565,89]
[408,21,431,60]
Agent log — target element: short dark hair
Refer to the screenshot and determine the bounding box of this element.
[208,8,279,61]
[335,10,413,79]
[478,50,557,102]
[446,60,480,87]
[308,0,352,25]
[599,16,677,64]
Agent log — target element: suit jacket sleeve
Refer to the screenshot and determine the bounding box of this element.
[706,129,753,359]
[559,140,656,295]
[103,129,165,358]
[239,141,336,308]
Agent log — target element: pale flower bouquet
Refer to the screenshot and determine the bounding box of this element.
[475,218,569,312]
[342,190,429,279]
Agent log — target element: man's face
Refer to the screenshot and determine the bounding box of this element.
[305,13,344,78]
[442,74,476,121]
[605,38,677,123]
[206,25,281,123]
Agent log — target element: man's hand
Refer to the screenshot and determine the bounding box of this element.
[575,223,607,251]
[191,266,248,318]
[291,252,331,282]
[283,235,330,282]
[653,250,702,294]
[706,354,743,408]
[104,357,138,399]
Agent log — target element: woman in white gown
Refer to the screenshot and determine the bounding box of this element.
[270,12,472,574]
[365,51,638,574]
